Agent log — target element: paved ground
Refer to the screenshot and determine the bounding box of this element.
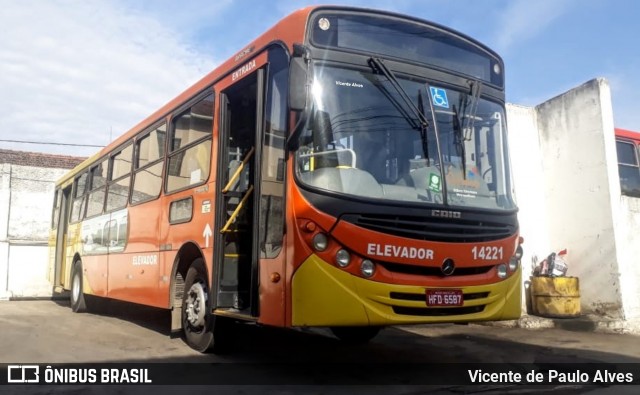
[1,299,639,393]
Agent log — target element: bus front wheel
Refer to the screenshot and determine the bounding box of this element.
[182,259,230,353]
[330,326,381,344]
[70,261,87,313]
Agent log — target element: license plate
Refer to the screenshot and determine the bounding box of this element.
[426,289,463,307]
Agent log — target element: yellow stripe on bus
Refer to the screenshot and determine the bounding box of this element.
[291,254,521,326]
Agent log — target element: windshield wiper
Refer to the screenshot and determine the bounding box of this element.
[452,104,466,178]
[453,79,482,179]
[467,80,481,137]
[368,57,431,162]
[417,90,430,164]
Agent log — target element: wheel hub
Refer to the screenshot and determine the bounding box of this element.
[72,272,80,302]
[185,282,207,327]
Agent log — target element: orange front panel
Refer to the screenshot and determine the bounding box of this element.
[330,220,518,288]
[283,157,520,324]
[284,160,319,326]
[257,254,287,326]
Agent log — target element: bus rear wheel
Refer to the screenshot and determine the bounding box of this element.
[182,260,231,353]
[70,261,87,313]
[330,326,381,344]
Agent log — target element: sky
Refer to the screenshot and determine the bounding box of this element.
[1,0,639,157]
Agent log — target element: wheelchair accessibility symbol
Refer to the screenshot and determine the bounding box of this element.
[429,87,449,108]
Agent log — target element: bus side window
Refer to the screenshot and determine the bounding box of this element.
[51,189,61,229]
[616,139,640,197]
[107,144,133,210]
[70,172,89,223]
[131,124,165,205]
[166,93,214,193]
[86,160,108,218]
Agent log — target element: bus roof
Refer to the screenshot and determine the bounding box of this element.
[616,128,640,142]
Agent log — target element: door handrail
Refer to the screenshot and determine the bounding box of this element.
[220,185,254,233]
[221,147,255,194]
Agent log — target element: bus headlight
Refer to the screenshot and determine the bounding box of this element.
[497,263,508,279]
[336,249,350,268]
[514,245,523,260]
[509,257,519,272]
[509,244,523,271]
[361,259,375,278]
[312,233,328,252]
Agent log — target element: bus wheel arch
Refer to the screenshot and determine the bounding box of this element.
[169,242,205,333]
[168,244,232,353]
[182,259,214,351]
[70,252,82,287]
[181,258,231,353]
[70,258,87,313]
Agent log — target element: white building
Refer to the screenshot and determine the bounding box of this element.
[0,149,84,299]
[509,78,640,324]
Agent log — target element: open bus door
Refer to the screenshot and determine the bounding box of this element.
[50,185,72,291]
[213,59,267,319]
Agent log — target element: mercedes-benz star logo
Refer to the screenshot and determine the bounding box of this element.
[441,259,455,276]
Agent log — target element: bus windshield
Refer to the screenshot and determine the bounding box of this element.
[295,65,516,211]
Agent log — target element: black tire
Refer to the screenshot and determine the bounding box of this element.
[70,261,87,313]
[330,326,381,344]
[182,259,232,353]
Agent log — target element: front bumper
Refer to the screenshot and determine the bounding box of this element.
[291,254,521,326]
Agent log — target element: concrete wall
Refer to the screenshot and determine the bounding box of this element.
[0,163,67,299]
[505,104,551,311]
[0,164,11,299]
[616,194,640,321]
[7,245,51,297]
[534,79,623,318]
[507,78,640,320]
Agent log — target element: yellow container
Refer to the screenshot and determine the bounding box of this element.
[530,277,581,318]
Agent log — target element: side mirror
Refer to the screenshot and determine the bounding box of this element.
[289,58,308,112]
[286,45,312,151]
[288,44,311,112]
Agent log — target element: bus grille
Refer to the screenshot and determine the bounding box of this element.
[392,305,485,316]
[380,262,493,277]
[341,214,515,243]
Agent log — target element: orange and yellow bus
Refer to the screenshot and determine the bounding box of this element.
[49,5,523,352]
